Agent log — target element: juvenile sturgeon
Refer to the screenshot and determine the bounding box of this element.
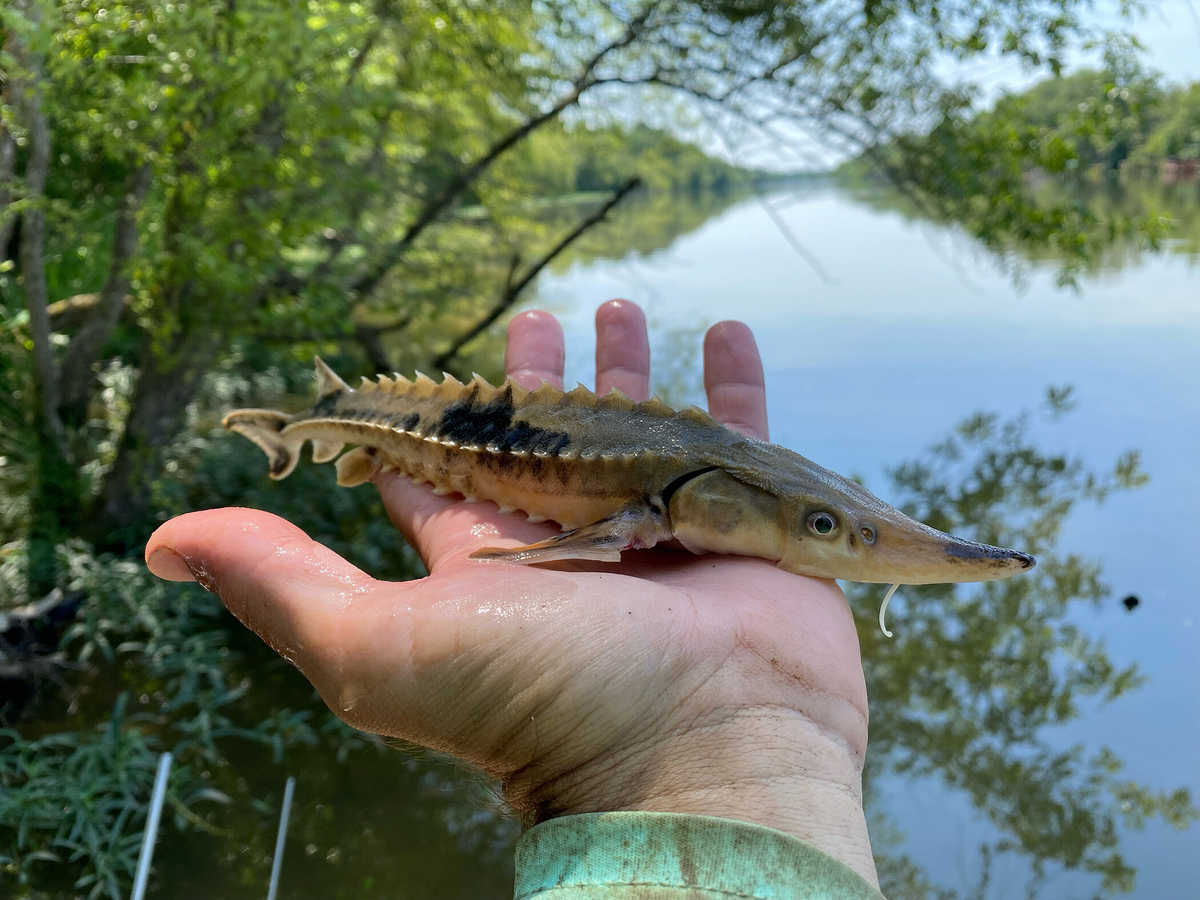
[225,359,1034,628]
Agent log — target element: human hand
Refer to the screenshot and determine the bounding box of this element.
[145,299,877,884]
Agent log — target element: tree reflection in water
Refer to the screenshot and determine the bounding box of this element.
[853,388,1196,897]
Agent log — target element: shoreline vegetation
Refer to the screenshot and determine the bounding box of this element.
[838,68,1200,184]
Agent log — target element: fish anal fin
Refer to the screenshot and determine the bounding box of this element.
[469,500,671,567]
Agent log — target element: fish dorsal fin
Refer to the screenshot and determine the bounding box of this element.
[561,384,598,408]
[375,375,395,392]
[598,389,636,411]
[314,357,350,398]
[527,381,562,406]
[358,376,377,394]
[391,373,412,393]
[638,396,675,418]
[680,405,717,426]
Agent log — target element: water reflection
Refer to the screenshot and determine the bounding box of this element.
[851,393,1195,897]
[840,176,1200,273]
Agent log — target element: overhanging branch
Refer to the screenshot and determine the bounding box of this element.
[345,10,656,301]
[11,0,64,452]
[58,164,151,422]
[432,176,641,371]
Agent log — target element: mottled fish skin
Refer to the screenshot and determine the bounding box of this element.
[223,358,1035,585]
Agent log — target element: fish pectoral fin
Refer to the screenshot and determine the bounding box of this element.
[469,501,671,566]
[334,446,382,487]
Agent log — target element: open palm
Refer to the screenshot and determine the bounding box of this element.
[146,300,876,880]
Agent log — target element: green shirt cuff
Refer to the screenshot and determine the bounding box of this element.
[514,811,885,900]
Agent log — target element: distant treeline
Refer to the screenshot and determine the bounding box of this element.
[515,122,750,195]
[843,68,1200,178]
[990,69,1200,170]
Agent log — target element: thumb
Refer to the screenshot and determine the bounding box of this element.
[145,508,380,683]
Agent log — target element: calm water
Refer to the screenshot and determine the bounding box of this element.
[522,181,1200,899]
[153,181,1199,899]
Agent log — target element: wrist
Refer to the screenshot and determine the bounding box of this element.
[505,703,877,887]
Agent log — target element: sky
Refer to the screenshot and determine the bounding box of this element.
[974,0,1200,93]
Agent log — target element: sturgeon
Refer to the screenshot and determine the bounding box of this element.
[225,359,1034,629]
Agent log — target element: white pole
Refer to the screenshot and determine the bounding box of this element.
[130,751,172,900]
[266,776,296,900]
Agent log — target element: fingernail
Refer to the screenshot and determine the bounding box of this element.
[146,547,197,583]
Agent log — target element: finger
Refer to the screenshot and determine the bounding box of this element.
[704,321,769,441]
[595,299,650,401]
[145,509,382,678]
[505,310,564,390]
[373,470,559,573]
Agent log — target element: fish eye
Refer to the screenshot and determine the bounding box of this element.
[860,524,876,544]
[807,512,838,536]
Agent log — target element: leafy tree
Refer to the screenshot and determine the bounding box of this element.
[1133,83,1200,162]
[834,42,1200,283]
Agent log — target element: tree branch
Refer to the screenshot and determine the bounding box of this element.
[432,176,641,371]
[0,124,16,261]
[11,0,64,453]
[58,164,151,422]
[346,11,655,301]
[0,24,17,260]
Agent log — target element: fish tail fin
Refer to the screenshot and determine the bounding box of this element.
[222,409,301,479]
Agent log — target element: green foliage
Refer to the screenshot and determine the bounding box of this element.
[511,122,746,195]
[838,46,1197,284]
[860,390,1196,896]
[0,541,340,895]
[0,708,162,898]
[1133,83,1200,162]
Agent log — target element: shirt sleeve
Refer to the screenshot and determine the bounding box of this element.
[513,811,886,900]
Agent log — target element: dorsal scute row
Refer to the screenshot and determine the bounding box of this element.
[347,367,694,423]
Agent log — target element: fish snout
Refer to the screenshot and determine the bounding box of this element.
[867,513,1037,584]
[941,537,1036,574]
